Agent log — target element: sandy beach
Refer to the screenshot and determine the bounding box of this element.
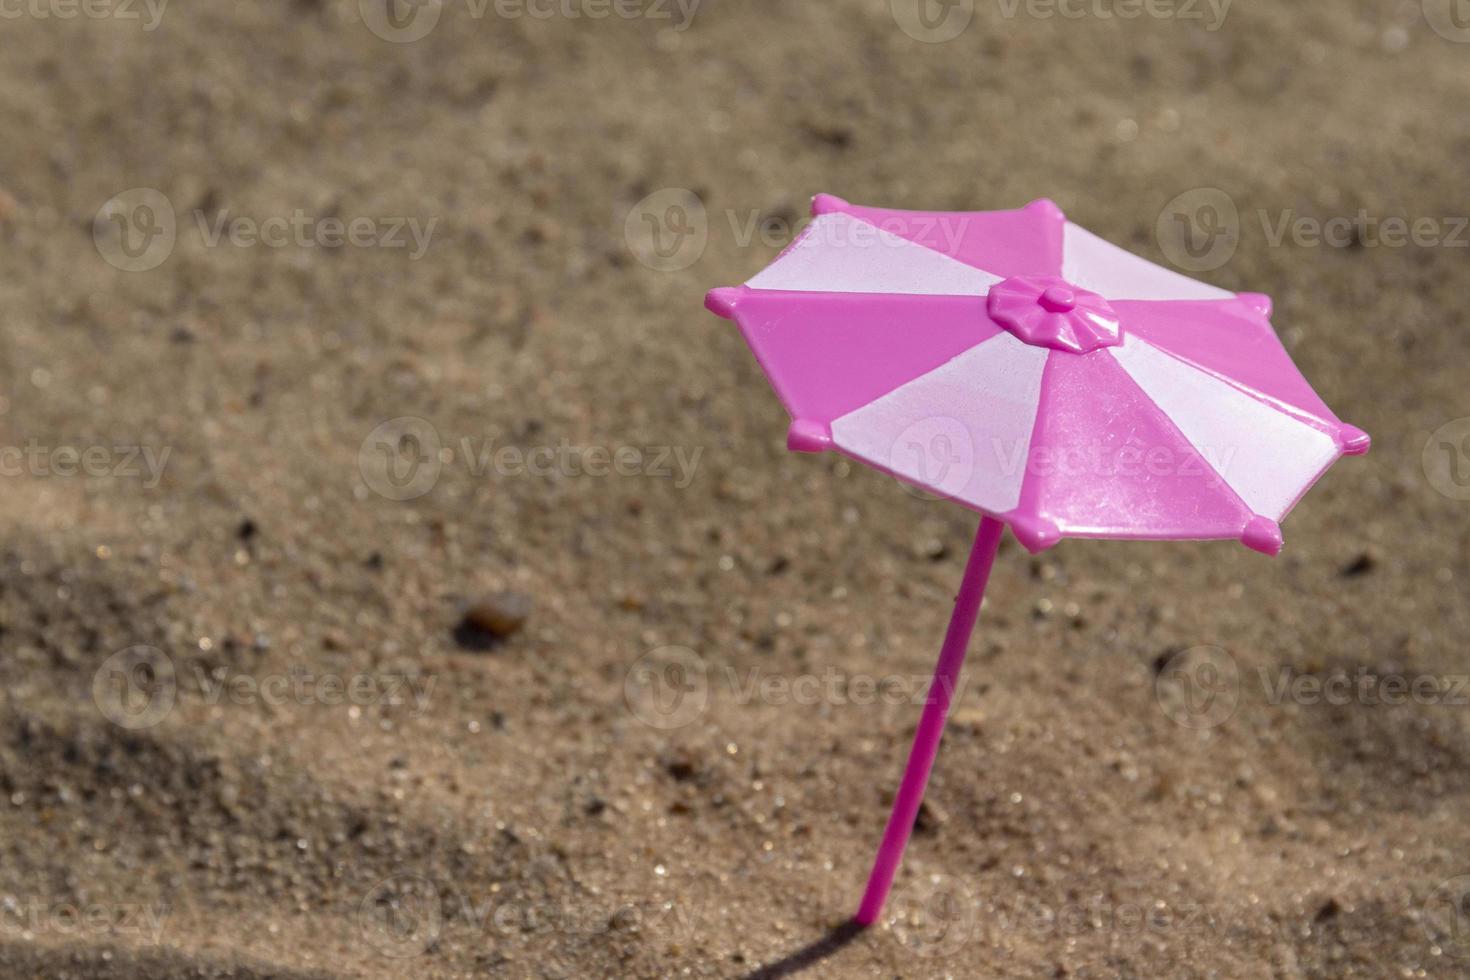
[0,0,1467,976]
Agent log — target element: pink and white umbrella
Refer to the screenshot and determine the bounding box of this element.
[704,194,1368,926]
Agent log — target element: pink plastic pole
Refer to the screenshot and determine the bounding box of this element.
[854,515,1005,926]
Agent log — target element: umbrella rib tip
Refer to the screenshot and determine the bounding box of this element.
[1024,198,1066,224]
[786,418,833,454]
[1008,515,1060,553]
[1237,292,1274,318]
[1336,425,1371,455]
[1241,517,1283,556]
[705,287,744,319]
[811,193,850,216]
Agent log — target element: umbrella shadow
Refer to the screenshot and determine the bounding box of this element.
[738,920,866,979]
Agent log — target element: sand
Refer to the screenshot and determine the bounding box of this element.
[0,0,1466,977]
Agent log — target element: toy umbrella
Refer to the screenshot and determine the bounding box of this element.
[704,194,1369,926]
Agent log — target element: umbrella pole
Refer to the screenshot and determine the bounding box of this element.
[854,515,1005,927]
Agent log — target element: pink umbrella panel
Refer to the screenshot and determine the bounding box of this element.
[706,194,1369,557]
[704,194,1368,928]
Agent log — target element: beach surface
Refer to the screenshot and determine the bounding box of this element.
[0,1,1467,976]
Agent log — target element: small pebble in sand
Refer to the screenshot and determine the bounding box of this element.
[914,538,948,562]
[663,751,700,782]
[914,798,948,835]
[455,592,532,650]
[468,592,531,634]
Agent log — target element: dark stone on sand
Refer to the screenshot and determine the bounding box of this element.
[914,798,947,836]
[1152,648,1182,675]
[664,752,699,782]
[454,592,532,650]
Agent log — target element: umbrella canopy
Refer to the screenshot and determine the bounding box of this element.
[706,194,1368,556]
[704,194,1370,929]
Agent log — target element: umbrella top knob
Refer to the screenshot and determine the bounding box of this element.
[1039,285,1077,312]
[987,275,1122,354]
